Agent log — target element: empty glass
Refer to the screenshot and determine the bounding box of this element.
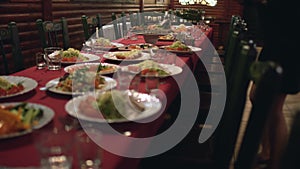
[36,52,46,69]
[44,47,63,70]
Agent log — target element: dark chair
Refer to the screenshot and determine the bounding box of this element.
[121,12,128,37]
[111,13,122,39]
[0,21,24,74]
[36,17,70,50]
[81,14,103,41]
[129,12,137,27]
[234,61,284,169]
[111,12,128,39]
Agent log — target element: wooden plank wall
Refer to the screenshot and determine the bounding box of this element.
[0,0,242,73]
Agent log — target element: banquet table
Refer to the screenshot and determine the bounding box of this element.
[0,27,213,169]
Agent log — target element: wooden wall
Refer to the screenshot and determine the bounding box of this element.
[0,0,242,73]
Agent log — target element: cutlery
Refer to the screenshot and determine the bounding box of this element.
[39,84,55,91]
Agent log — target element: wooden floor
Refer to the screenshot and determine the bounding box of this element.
[230,82,300,169]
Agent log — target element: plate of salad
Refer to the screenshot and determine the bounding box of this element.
[160,41,193,54]
[124,60,182,78]
[0,76,38,99]
[0,102,54,139]
[45,70,117,95]
[65,90,162,123]
[60,48,100,64]
[64,62,119,75]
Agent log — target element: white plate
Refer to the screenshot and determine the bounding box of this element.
[65,90,162,123]
[85,41,124,49]
[103,51,151,61]
[124,63,183,78]
[45,76,117,95]
[159,46,193,54]
[64,63,119,75]
[61,53,100,64]
[0,76,38,99]
[0,102,55,139]
[188,46,202,52]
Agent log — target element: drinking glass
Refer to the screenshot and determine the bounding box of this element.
[34,128,74,169]
[44,47,63,70]
[36,52,46,69]
[76,130,102,169]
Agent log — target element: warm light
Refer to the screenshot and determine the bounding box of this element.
[179,0,217,6]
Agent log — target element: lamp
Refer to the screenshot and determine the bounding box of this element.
[179,0,217,6]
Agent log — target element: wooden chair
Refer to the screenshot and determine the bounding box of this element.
[129,12,137,27]
[36,17,70,50]
[81,14,103,41]
[224,27,248,88]
[120,12,128,37]
[234,61,284,169]
[0,21,24,74]
[111,13,122,39]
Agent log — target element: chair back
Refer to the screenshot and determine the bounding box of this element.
[224,15,242,49]
[224,24,248,88]
[121,12,128,37]
[81,14,103,40]
[234,61,283,169]
[212,39,257,169]
[36,17,70,50]
[111,13,122,39]
[0,22,24,74]
[129,12,137,27]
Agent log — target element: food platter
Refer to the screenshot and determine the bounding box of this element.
[103,51,151,62]
[64,62,119,75]
[0,76,38,99]
[117,43,158,51]
[65,90,162,123]
[0,102,54,139]
[159,46,193,54]
[45,76,117,95]
[124,62,183,78]
[85,41,124,51]
[61,53,100,64]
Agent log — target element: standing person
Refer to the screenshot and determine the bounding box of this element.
[243,0,300,169]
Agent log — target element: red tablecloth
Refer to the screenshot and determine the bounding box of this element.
[0,27,212,169]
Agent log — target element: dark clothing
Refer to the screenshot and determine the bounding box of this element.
[255,0,300,94]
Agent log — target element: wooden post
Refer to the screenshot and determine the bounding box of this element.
[139,0,144,12]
